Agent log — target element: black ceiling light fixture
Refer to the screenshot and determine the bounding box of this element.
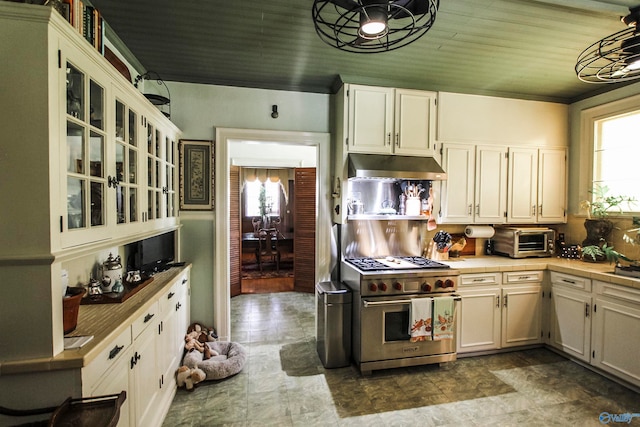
[576,6,640,83]
[312,0,439,53]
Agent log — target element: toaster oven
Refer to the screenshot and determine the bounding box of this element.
[492,227,555,258]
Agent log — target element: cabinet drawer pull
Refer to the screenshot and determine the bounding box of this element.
[182,279,187,284]
[387,133,391,145]
[468,204,472,215]
[473,278,486,282]
[503,295,508,307]
[585,303,590,318]
[175,301,182,311]
[144,313,155,323]
[561,279,576,284]
[109,345,124,360]
[518,276,531,280]
[395,133,399,146]
[496,295,500,308]
[167,291,175,300]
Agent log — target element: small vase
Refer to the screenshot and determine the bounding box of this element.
[582,219,613,247]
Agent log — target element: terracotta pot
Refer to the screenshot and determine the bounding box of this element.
[63,287,85,334]
[582,219,613,247]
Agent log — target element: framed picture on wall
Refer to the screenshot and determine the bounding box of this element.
[179,139,214,210]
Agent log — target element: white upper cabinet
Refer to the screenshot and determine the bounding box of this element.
[0,4,181,251]
[507,147,567,224]
[346,84,436,156]
[394,89,437,156]
[537,148,567,223]
[439,143,507,224]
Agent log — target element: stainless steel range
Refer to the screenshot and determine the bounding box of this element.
[342,256,460,375]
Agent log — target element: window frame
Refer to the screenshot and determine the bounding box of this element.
[580,93,640,217]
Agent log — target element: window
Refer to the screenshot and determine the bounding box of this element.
[593,110,640,208]
[244,179,281,217]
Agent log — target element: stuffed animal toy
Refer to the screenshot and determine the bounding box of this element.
[187,322,218,341]
[176,366,207,391]
[190,367,206,387]
[176,366,192,389]
[184,330,218,360]
[184,331,205,353]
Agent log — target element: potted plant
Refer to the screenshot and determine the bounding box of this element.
[580,185,635,246]
[581,242,632,264]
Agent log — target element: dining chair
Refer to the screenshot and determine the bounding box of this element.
[252,217,262,236]
[256,229,280,272]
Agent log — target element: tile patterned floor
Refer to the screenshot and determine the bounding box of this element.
[163,292,640,427]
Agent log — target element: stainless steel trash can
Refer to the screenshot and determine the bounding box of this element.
[316,281,352,368]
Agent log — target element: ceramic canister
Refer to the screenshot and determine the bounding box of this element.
[101,253,123,293]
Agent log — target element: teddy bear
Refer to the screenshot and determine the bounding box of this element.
[187,322,218,342]
[176,366,206,391]
[184,330,218,360]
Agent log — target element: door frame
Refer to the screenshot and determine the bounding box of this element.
[214,128,331,340]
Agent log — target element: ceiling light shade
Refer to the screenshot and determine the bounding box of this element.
[576,6,640,83]
[312,0,439,53]
[359,6,388,38]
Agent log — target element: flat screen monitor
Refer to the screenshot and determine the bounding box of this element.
[134,231,175,274]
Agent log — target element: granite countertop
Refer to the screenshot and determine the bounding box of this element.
[0,265,190,376]
[440,255,640,290]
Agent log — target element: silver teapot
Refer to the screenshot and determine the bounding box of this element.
[101,253,123,293]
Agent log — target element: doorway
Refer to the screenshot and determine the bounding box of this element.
[237,167,296,294]
[214,128,332,341]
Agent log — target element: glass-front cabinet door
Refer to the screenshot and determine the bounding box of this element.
[144,118,178,228]
[61,56,111,248]
[114,96,141,232]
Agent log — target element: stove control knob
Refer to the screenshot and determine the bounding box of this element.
[444,279,454,288]
[379,282,388,292]
[421,282,432,292]
[369,282,378,292]
[393,281,402,291]
[434,279,444,289]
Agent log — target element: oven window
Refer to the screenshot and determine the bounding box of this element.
[385,310,411,342]
[518,234,544,251]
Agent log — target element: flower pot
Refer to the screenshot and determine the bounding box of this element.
[582,219,613,247]
[63,287,85,334]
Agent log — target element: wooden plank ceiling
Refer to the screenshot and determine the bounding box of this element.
[90,0,640,103]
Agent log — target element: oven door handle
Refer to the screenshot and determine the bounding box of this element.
[363,295,461,307]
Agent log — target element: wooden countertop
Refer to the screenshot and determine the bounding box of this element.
[0,266,190,376]
[440,256,640,290]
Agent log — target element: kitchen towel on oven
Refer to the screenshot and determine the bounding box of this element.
[409,298,433,342]
[433,297,455,340]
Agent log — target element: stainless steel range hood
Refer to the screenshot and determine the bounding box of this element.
[348,154,447,180]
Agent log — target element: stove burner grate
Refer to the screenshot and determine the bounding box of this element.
[345,256,450,271]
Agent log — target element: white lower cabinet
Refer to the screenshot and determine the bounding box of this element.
[591,280,640,387]
[82,268,190,427]
[458,271,543,354]
[548,272,592,362]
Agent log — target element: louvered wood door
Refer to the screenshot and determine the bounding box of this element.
[229,165,241,297]
[293,168,316,293]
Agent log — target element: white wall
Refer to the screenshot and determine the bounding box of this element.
[166,82,330,326]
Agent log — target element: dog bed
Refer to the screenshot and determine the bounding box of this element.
[182,341,247,380]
